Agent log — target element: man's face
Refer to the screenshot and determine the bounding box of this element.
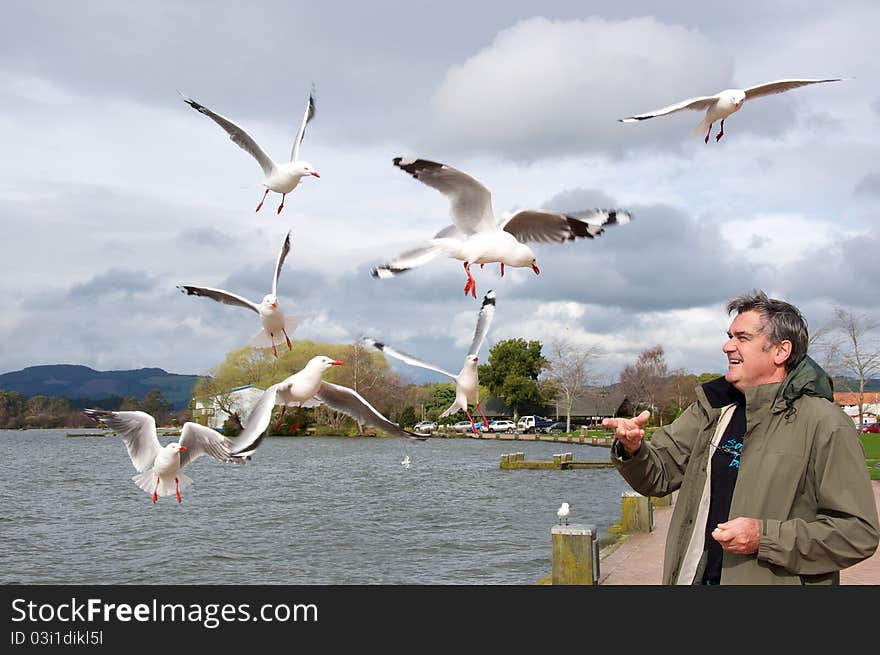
[723,310,789,391]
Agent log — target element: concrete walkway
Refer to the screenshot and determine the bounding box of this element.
[599,480,880,585]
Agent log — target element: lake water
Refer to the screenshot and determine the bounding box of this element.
[0,429,630,585]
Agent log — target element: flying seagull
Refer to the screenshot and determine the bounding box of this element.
[177,230,298,358]
[364,290,495,436]
[372,158,632,297]
[230,356,429,453]
[557,502,572,526]
[619,78,845,143]
[180,86,319,213]
[82,409,261,504]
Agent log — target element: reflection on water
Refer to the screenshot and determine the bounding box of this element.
[0,429,629,584]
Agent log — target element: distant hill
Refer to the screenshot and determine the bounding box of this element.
[832,377,880,393]
[0,364,205,410]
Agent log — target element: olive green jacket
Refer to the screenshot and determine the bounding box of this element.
[611,356,879,585]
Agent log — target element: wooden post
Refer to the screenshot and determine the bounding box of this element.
[551,524,598,585]
[621,491,653,533]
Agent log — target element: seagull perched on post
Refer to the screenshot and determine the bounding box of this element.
[557,502,572,526]
[230,356,429,454]
[180,86,319,213]
[371,158,632,297]
[82,409,261,504]
[177,230,298,358]
[619,78,845,143]
[364,290,495,436]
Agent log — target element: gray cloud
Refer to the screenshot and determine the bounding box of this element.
[68,269,158,299]
[854,172,880,197]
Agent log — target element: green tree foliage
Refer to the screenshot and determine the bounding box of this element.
[427,383,456,421]
[478,338,547,420]
[141,389,174,425]
[24,395,71,428]
[399,405,417,428]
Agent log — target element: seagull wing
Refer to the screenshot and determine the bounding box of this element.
[370,225,463,279]
[82,409,161,473]
[178,422,250,468]
[619,94,719,121]
[177,285,260,314]
[363,338,457,380]
[393,157,496,235]
[467,290,496,358]
[272,230,292,297]
[230,384,280,456]
[743,78,844,101]
[180,93,276,177]
[315,381,428,440]
[290,86,316,162]
[500,208,633,244]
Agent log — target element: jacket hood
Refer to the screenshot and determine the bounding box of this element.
[773,354,834,411]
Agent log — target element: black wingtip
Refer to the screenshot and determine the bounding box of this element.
[482,290,496,306]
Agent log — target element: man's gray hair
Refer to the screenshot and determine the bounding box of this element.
[726,290,808,371]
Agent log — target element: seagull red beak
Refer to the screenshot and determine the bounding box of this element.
[532,264,541,275]
[271,302,277,308]
[179,446,187,451]
[311,172,321,178]
[332,360,344,366]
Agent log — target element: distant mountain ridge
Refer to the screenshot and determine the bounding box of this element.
[0,364,204,410]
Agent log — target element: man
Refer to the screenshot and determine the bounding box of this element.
[605,291,879,584]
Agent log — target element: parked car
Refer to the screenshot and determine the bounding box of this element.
[452,420,476,433]
[863,423,880,434]
[413,421,438,432]
[482,419,517,433]
[545,421,568,434]
[517,415,555,433]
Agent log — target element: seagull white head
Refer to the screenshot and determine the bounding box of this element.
[260,294,279,310]
[295,161,320,179]
[307,355,345,372]
[725,89,746,110]
[168,443,188,453]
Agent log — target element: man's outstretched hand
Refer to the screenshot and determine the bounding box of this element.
[603,410,651,456]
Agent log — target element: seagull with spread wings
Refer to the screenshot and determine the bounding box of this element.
[364,290,495,436]
[82,409,261,504]
[372,158,632,297]
[180,86,319,213]
[230,356,429,452]
[177,230,298,357]
[619,78,845,143]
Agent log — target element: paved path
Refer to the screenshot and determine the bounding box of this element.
[599,481,880,585]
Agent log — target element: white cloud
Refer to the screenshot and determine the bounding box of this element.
[426,16,732,158]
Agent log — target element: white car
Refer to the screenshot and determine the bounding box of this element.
[413,421,438,432]
[483,420,517,433]
[451,420,476,433]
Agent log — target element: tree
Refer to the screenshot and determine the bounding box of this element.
[618,345,669,425]
[141,389,174,426]
[545,337,599,431]
[660,369,697,421]
[399,406,417,429]
[479,338,547,420]
[826,308,880,427]
[0,390,25,429]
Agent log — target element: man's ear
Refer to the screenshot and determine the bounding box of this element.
[773,340,793,366]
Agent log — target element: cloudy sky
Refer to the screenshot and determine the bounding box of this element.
[2,0,878,386]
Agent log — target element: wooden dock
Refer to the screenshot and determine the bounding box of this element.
[500,452,615,470]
